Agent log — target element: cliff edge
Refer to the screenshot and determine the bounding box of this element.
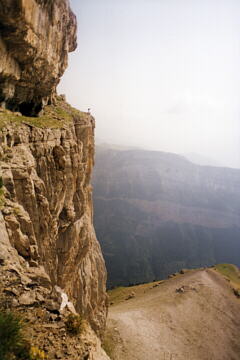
[105,267,240,360]
[0,1,109,359]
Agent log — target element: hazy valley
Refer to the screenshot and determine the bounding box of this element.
[93,145,240,287]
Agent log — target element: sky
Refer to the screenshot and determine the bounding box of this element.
[58,0,240,168]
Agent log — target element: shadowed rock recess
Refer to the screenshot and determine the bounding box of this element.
[0,1,109,359]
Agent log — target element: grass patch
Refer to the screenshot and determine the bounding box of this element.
[0,310,23,359]
[0,310,46,360]
[0,97,89,130]
[108,280,165,306]
[214,264,240,290]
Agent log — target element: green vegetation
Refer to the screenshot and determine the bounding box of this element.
[0,310,28,360]
[0,310,46,360]
[65,314,83,335]
[214,264,240,290]
[108,280,164,305]
[0,97,88,130]
[0,310,22,359]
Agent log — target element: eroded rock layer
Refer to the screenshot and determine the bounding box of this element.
[0,0,77,115]
[0,101,108,338]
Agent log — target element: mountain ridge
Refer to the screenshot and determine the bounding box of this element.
[93,145,240,288]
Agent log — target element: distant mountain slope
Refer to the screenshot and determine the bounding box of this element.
[93,147,240,287]
[184,152,224,167]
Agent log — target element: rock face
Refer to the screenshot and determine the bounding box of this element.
[0,0,77,115]
[0,1,109,358]
[93,145,240,287]
[0,102,109,358]
[0,215,109,359]
[0,102,108,336]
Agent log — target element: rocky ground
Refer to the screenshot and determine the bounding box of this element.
[105,267,240,360]
[0,256,109,360]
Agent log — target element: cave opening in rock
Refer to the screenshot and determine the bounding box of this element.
[18,101,42,117]
[2,99,43,117]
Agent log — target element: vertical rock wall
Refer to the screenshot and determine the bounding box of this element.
[0,0,77,114]
[0,102,108,335]
[0,0,108,348]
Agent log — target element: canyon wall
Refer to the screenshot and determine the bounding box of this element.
[1,101,108,335]
[0,1,109,358]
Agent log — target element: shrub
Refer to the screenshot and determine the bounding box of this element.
[14,339,31,359]
[0,310,24,360]
[65,314,83,335]
[0,310,45,359]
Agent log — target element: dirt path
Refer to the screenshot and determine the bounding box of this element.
[106,269,240,360]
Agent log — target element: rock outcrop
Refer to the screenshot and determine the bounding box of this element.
[0,0,77,115]
[0,1,109,358]
[0,100,108,335]
[0,211,109,359]
[0,100,109,359]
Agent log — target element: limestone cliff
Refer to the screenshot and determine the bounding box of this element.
[0,99,109,359]
[1,98,108,332]
[0,0,77,115]
[0,1,109,359]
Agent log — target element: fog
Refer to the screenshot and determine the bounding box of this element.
[58,0,240,168]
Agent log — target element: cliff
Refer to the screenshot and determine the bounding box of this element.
[0,101,109,359]
[0,1,109,359]
[0,103,109,360]
[0,0,77,115]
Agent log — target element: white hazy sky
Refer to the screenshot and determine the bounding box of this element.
[58,0,240,168]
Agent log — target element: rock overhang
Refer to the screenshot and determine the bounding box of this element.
[0,0,77,116]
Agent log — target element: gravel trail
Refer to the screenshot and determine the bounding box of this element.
[106,269,240,360]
